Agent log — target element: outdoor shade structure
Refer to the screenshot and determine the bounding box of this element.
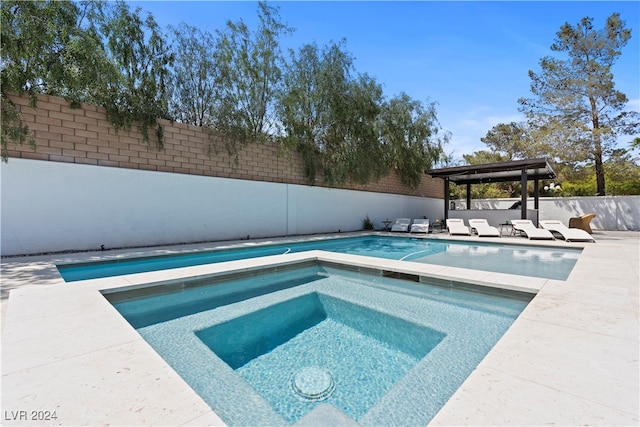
[427,158,557,221]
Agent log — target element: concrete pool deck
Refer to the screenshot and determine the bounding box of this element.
[1,231,638,425]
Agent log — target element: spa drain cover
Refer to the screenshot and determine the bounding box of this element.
[291,367,335,401]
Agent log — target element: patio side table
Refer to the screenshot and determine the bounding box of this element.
[499,222,515,236]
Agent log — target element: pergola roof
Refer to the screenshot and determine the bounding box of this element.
[427,158,556,185]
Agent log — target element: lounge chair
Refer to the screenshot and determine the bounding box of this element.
[539,220,596,242]
[569,213,596,234]
[410,218,430,233]
[468,219,501,237]
[391,218,411,232]
[446,218,471,236]
[510,220,555,240]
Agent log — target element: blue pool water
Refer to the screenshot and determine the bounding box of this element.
[59,235,580,281]
[104,262,532,426]
[197,292,446,422]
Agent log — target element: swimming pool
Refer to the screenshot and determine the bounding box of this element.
[103,261,532,426]
[59,235,580,281]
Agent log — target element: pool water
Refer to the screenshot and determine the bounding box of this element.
[59,235,580,281]
[104,262,532,426]
[198,292,445,422]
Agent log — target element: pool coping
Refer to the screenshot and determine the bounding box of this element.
[1,231,639,425]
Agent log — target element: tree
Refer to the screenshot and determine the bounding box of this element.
[378,93,447,188]
[278,41,338,180]
[2,0,449,191]
[1,0,104,159]
[519,13,639,196]
[278,41,387,185]
[454,151,517,199]
[279,40,448,187]
[1,0,173,158]
[604,148,640,195]
[214,1,293,148]
[480,122,548,160]
[95,1,173,147]
[167,23,218,127]
[327,73,386,185]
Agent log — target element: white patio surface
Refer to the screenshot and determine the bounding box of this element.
[1,230,638,426]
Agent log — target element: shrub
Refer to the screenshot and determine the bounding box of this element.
[362,215,374,230]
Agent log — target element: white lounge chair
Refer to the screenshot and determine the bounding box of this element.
[391,218,411,232]
[410,218,430,233]
[539,220,596,242]
[468,219,501,237]
[510,220,555,240]
[446,218,471,236]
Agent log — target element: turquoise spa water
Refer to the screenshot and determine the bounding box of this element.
[59,235,580,281]
[104,263,533,426]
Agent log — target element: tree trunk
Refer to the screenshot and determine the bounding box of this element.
[590,97,606,196]
[594,143,606,196]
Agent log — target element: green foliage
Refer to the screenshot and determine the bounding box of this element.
[378,93,448,188]
[279,41,446,187]
[519,13,639,196]
[2,0,448,190]
[277,42,328,180]
[604,149,640,195]
[95,1,173,147]
[1,0,173,156]
[449,150,522,200]
[167,23,218,127]
[214,1,293,152]
[480,122,548,160]
[278,41,387,185]
[569,176,640,196]
[1,0,95,159]
[449,181,507,201]
[321,73,386,185]
[540,151,640,196]
[607,180,640,196]
[1,0,86,100]
[362,215,374,230]
[1,94,36,160]
[453,151,520,199]
[559,178,597,197]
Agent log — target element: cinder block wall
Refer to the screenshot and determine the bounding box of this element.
[5,93,444,199]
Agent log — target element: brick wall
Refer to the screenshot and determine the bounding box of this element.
[6,93,444,198]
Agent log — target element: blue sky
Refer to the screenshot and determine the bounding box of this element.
[133,1,640,161]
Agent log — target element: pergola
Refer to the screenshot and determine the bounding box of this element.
[427,158,557,220]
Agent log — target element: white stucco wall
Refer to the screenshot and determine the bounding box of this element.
[455,196,640,231]
[1,159,444,256]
